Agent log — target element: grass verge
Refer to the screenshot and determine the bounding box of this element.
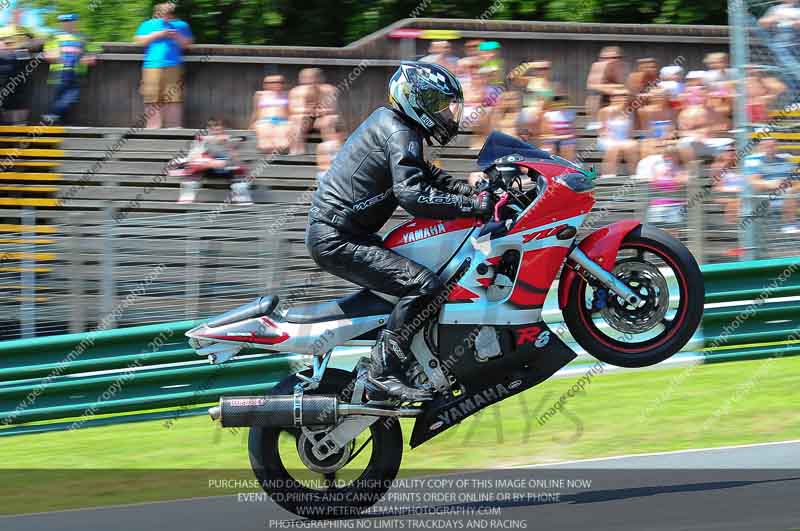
[2,356,798,515]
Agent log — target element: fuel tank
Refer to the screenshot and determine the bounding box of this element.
[383,218,477,272]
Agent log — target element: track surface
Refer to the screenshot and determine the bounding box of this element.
[4,441,800,531]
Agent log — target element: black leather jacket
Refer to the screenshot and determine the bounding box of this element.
[309,107,474,235]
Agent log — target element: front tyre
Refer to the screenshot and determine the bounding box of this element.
[563,225,704,368]
[248,368,403,519]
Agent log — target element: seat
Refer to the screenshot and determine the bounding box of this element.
[285,288,394,324]
[206,295,279,328]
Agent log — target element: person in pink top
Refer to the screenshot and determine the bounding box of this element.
[250,74,290,153]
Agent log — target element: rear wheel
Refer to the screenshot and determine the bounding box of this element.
[563,225,704,367]
[248,368,403,518]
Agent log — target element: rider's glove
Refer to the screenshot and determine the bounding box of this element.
[471,192,495,219]
[449,180,475,197]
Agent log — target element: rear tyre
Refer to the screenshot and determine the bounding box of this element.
[248,368,403,518]
[563,224,704,368]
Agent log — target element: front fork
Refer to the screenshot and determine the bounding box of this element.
[569,247,641,306]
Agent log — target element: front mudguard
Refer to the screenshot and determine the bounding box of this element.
[558,220,642,310]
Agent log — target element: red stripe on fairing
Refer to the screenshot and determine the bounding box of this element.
[447,285,480,302]
[200,315,290,345]
[477,277,493,288]
[201,333,289,345]
[384,218,476,248]
[509,246,569,307]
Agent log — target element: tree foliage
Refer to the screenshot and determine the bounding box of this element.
[15,0,728,45]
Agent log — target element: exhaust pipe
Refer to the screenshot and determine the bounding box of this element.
[211,395,422,428]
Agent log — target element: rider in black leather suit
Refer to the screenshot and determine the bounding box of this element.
[306,62,493,401]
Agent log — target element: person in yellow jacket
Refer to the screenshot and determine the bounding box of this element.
[43,14,98,124]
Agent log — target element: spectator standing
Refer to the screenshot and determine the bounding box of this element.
[288,67,338,155]
[744,138,800,234]
[759,0,800,50]
[135,3,193,129]
[0,8,43,124]
[586,46,627,128]
[627,58,659,99]
[250,74,290,153]
[42,14,98,125]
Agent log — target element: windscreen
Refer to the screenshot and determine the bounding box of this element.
[476,131,556,171]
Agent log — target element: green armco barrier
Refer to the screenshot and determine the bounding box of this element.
[1,257,799,435]
[702,256,800,304]
[0,319,205,382]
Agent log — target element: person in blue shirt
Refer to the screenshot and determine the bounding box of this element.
[135,2,193,128]
[43,14,98,124]
[744,138,800,234]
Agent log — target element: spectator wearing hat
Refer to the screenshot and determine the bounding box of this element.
[478,41,504,86]
[0,8,44,124]
[42,14,98,124]
[135,2,193,128]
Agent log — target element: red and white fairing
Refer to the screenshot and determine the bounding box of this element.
[384,218,477,271]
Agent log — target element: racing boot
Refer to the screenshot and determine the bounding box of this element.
[365,330,432,402]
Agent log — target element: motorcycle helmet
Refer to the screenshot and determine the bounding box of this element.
[389,61,464,146]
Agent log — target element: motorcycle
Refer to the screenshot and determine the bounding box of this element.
[186,131,704,518]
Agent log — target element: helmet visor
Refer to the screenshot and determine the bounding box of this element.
[420,88,463,125]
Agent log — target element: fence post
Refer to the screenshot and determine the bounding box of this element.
[20,207,36,338]
[687,160,704,265]
[101,204,117,330]
[68,213,86,333]
[729,0,756,260]
[185,213,200,320]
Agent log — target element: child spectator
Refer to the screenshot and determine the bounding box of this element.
[177,118,251,205]
[135,3,193,129]
[540,94,577,161]
[586,46,627,128]
[658,65,685,116]
[42,14,98,125]
[645,146,688,228]
[744,138,800,234]
[250,74,290,153]
[598,90,638,178]
[711,145,743,225]
[288,68,338,155]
